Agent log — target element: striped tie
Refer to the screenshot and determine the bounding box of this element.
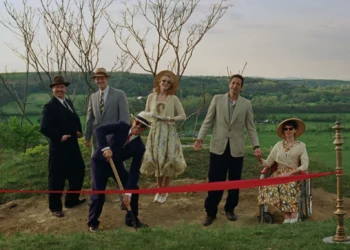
[100,91,104,114]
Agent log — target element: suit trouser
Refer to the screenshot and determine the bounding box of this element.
[204,143,244,217]
[88,159,139,227]
[91,137,124,202]
[48,147,85,212]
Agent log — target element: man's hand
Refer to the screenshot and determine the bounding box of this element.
[61,135,71,142]
[77,132,82,138]
[193,139,203,151]
[84,140,91,147]
[254,148,262,158]
[123,195,131,207]
[103,148,113,159]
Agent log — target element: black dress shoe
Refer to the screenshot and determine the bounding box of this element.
[202,216,216,226]
[126,220,149,228]
[65,198,87,208]
[52,211,64,218]
[226,212,238,221]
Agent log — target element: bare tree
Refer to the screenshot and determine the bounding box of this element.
[107,0,230,80]
[107,0,230,134]
[1,0,134,120]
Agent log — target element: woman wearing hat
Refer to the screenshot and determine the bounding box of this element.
[256,118,309,224]
[140,70,187,204]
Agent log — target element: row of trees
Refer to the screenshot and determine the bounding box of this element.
[0,0,230,127]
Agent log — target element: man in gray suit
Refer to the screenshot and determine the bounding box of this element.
[194,74,262,226]
[85,67,130,208]
[85,67,130,152]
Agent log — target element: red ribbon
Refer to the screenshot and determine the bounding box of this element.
[0,171,334,195]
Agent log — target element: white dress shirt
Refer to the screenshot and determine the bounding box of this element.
[55,96,73,112]
[99,85,110,104]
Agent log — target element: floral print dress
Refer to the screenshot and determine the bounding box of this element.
[140,94,187,177]
[257,140,309,212]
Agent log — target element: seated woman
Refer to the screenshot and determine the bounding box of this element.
[256,118,309,224]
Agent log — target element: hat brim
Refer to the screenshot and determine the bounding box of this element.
[49,82,70,88]
[131,114,151,128]
[90,73,110,79]
[277,118,305,139]
[154,70,179,95]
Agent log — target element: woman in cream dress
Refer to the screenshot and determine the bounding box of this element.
[141,70,187,204]
[256,118,309,224]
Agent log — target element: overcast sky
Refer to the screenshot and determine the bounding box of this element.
[0,0,349,80]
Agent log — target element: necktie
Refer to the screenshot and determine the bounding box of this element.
[63,100,73,112]
[125,133,132,144]
[100,91,104,114]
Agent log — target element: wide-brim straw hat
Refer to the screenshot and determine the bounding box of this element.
[49,76,69,88]
[277,118,306,139]
[91,67,110,79]
[131,111,151,128]
[154,70,179,94]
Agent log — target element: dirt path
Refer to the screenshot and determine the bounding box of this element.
[0,179,349,236]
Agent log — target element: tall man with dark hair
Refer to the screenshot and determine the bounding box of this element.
[40,76,86,218]
[194,74,262,226]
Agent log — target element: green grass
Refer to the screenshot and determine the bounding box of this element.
[1,131,348,204]
[0,219,349,249]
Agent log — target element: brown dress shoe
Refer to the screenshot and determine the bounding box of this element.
[226,212,238,221]
[52,211,64,218]
[88,226,98,233]
[202,216,216,226]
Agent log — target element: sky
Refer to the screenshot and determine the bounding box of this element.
[0,0,349,80]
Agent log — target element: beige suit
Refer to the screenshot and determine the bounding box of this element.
[198,94,259,157]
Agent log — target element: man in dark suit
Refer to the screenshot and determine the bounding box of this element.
[87,111,151,232]
[40,76,86,218]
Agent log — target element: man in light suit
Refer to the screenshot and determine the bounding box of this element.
[194,74,262,226]
[85,67,130,153]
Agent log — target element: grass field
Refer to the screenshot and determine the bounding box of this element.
[0,219,349,249]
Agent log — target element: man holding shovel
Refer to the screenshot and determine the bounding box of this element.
[87,111,151,232]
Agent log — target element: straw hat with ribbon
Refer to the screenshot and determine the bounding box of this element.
[277,118,306,139]
[91,68,110,79]
[131,111,152,128]
[154,70,178,95]
[49,76,70,88]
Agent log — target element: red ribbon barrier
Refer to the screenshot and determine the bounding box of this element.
[0,171,334,195]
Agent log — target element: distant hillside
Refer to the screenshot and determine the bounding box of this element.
[1,72,350,124]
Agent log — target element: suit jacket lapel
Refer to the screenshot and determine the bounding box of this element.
[220,94,229,126]
[230,95,242,126]
[102,89,113,118]
[94,92,102,121]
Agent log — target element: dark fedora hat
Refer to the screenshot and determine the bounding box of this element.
[49,76,70,88]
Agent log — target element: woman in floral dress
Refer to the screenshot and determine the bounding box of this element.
[256,118,309,223]
[140,70,187,204]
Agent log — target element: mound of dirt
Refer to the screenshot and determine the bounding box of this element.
[0,179,349,236]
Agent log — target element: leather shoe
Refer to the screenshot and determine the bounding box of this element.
[202,216,216,226]
[126,220,149,229]
[52,211,64,218]
[88,226,98,233]
[65,198,87,208]
[226,212,238,221]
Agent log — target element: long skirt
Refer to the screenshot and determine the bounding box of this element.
[257,167,300,213]
[140,120,186,177]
